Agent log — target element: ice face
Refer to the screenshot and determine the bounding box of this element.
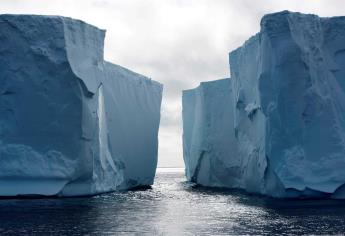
[182,79,241,188]
[183,11,345,198]
[0,15,162,197]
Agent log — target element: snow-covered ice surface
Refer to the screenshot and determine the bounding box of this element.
[183,11,345,198]
[0,15,162,197]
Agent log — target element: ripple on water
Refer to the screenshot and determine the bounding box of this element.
[0,172,345,235]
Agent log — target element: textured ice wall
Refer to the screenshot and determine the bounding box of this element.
[182,79,241,188]
[183,11,345,198]
[0,15,162,197]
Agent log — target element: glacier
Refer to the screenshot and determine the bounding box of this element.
[183,11,345,198]
[0,14,162,197]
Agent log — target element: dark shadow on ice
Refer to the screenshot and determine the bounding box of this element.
[126,185,152,191]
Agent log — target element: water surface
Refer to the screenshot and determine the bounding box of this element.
[0,169,345,235]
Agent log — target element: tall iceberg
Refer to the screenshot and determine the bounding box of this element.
[183,79,240,187]
[0,15,162,197]
[183,11,345,198]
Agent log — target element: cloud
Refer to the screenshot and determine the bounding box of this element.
[1,0,344,166]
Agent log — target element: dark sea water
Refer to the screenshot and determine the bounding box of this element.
[1,169,345,235]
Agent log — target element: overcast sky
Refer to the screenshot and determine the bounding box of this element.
[1,0,344,167]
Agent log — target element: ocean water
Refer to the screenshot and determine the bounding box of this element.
[1,169,345,235]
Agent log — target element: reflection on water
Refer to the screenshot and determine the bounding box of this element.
[0,170,345,235]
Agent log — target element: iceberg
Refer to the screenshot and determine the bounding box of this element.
[0,14,162,197]
[182,79,240,188]
[183,11,345,198]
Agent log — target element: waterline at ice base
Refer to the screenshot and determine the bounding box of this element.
[183,11,345,199]
[0,15,162,197]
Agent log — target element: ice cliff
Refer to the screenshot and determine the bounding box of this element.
[0,15,162,197]
[183,11,345,198]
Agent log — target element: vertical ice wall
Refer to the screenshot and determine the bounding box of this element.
[183,79,241,188]
[183,11,345,198]
[102,63,162,189]
[0,14,162,197]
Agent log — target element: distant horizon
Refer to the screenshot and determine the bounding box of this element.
[156,167,184,169]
